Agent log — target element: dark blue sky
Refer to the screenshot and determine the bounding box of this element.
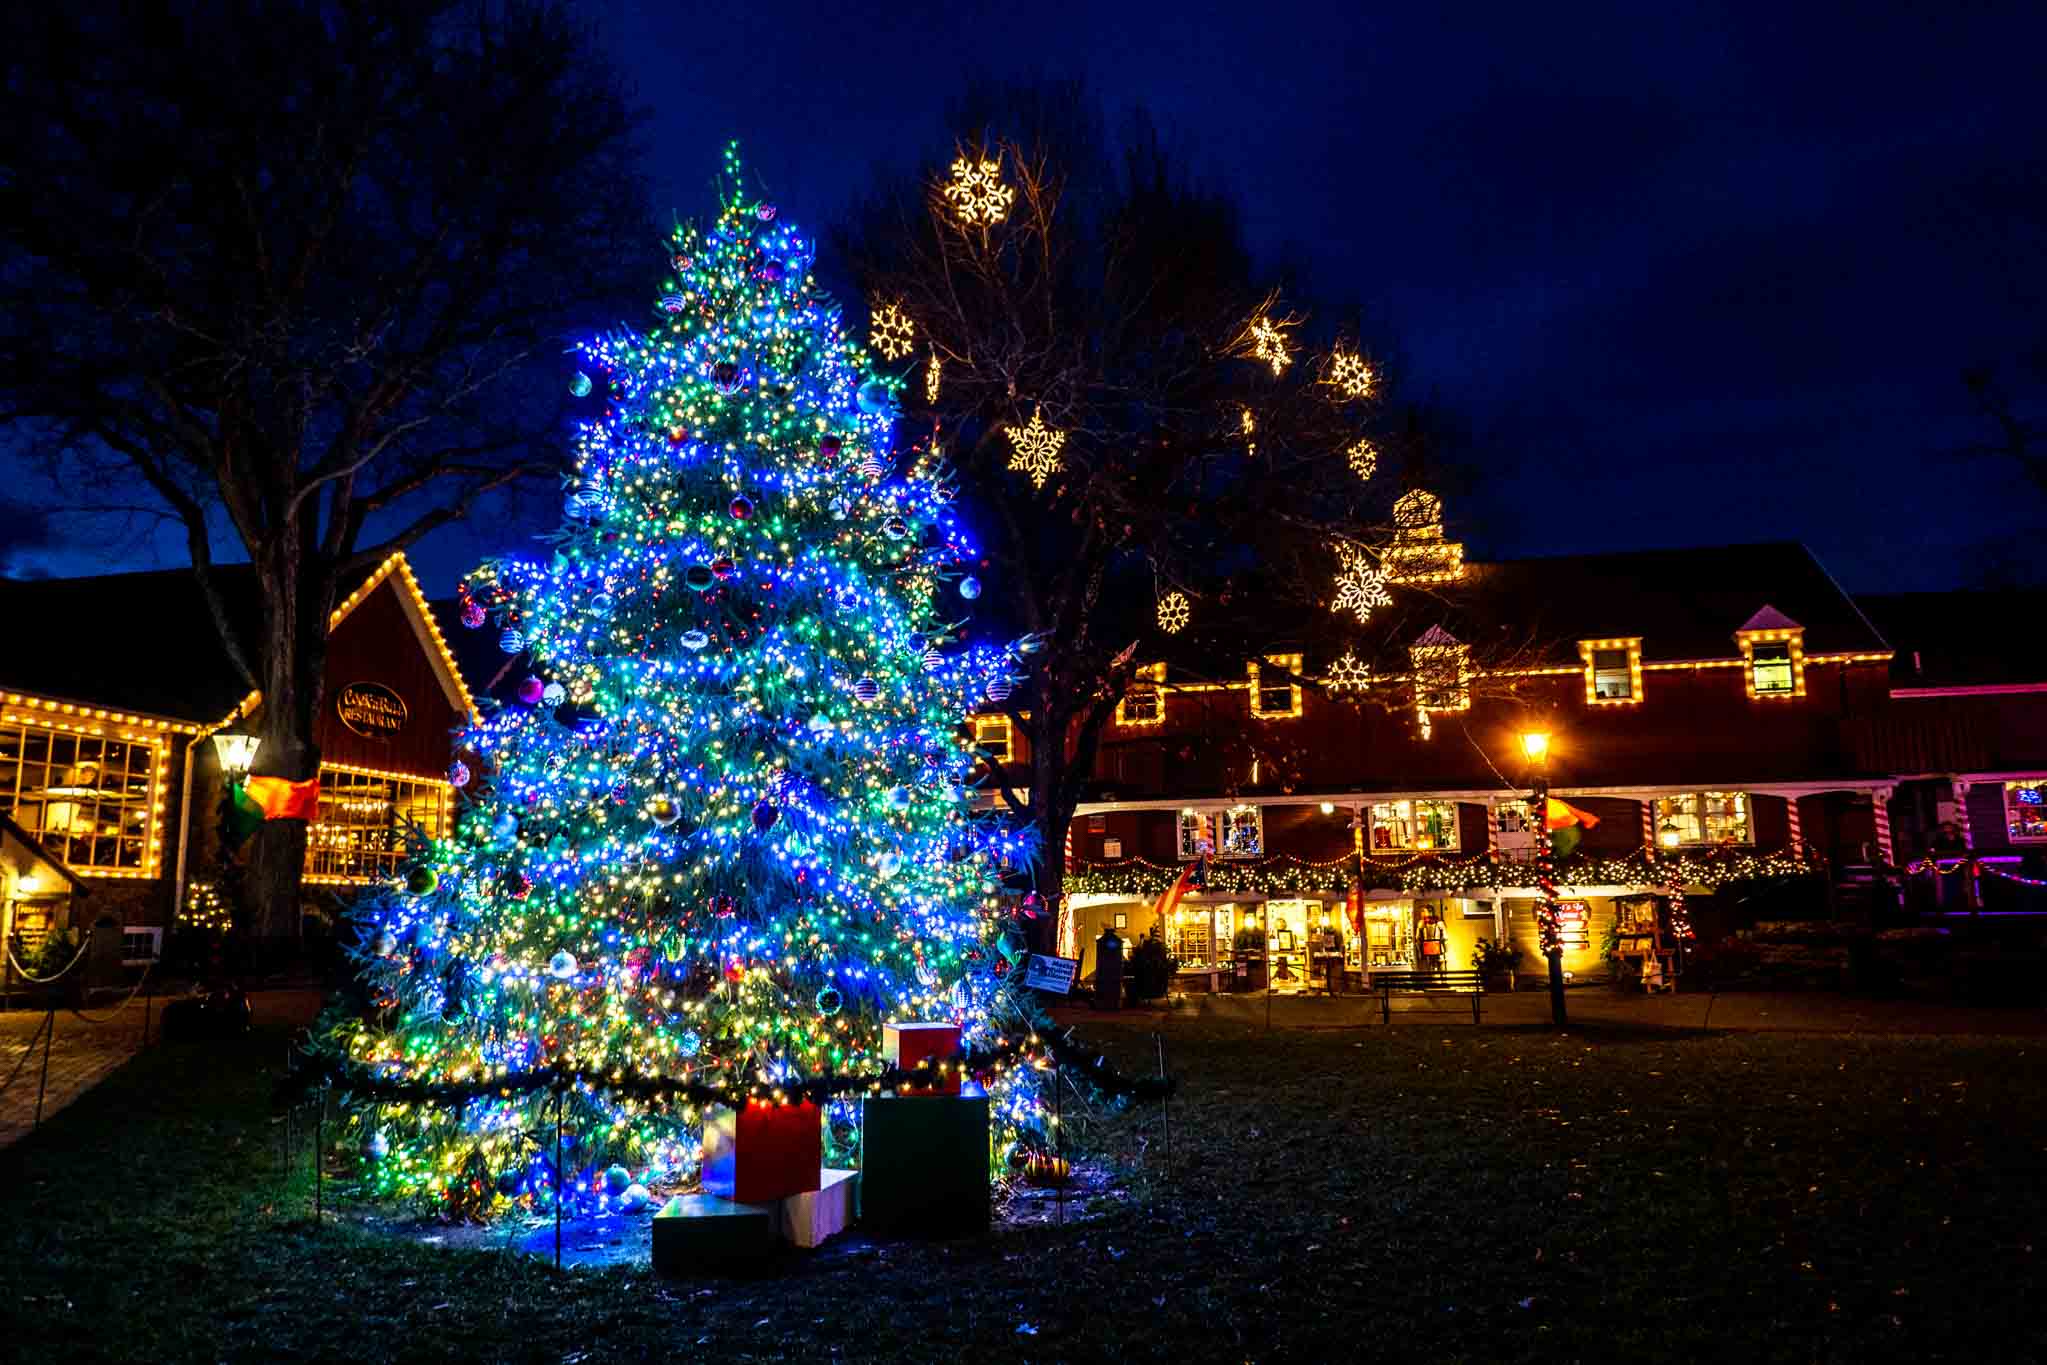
[10,0,2043,592]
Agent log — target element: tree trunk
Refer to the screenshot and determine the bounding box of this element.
[239,546,333,973]
[1028,705,1080,958]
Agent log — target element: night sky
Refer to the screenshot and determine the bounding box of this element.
[11,1,2045,593]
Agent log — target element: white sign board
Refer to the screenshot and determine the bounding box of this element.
[1020,953,1080,995]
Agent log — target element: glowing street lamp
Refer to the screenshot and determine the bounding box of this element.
[1518,727,1566,1028]
[1519,730,1551,763]
[1659,820,1683,849]
[211,731,262,781]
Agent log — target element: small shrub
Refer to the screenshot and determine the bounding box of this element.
[1129,936,1179,1000]
[1471,937,1522,973]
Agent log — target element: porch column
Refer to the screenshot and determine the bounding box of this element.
[1639,798,1654,857]
[1947,778,1973,848]
[1872,786,1896,865]
[1785,796,1803,856]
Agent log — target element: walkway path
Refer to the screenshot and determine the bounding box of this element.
[1067,986,2047,1036]
[0,997,154,1148]
[0,987,323,1149]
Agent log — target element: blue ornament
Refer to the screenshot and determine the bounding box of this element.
[367,1131,390,1160]
[548,950,578,980]
[853,676,882,704]
[499,627,526,653]
[751,800,780,831]
[889,786,911,809]
[856,379,894,415]
[679,1031,702,1057]
[815,987,843,1016]
[491,810,519,844]
[605,1164,631,1194]
[569,371,593,398]
[588,592,617,618]
[959,577,982,601]
[620,1183,652,1212]
[679,629,709,651]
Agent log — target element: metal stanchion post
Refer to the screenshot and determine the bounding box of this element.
[33,1007,55,1131]
[1053,1058,1064,1228]
[554,1087,565,1270]
[314,1088,326,1222]
[1154,1031,1170,1178]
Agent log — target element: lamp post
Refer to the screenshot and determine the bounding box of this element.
[1520,730,1567,1027]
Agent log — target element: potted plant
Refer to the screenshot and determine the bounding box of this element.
[1472,936,1522,991]
[1232,925,1267,993]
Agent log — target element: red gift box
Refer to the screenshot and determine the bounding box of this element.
[883,1020,962,1095]
[701,1100,823,1204]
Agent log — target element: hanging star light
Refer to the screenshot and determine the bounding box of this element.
[869,302,915,361]
[1248,314,1293,376]
[1003,406,1067,488]
[1346,438,1378,482]
[1326,349,1375,400]
[943,155,1015,227]
[1326,650,1372,692]
[925,349,943,404]
[1157,590,1191,634]
[1329,543,1393,623]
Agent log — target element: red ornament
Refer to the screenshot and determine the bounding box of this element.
[504,871,532,899]
[515,676,545,706]
[729,495,754,520]
[460,599,486,629]
[818,435,842,459]
[711,556,736,580]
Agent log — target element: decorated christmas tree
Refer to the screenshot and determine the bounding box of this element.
[323,144,1039,1216]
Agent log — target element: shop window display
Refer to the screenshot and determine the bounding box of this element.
[1369,799,1458,852]
[305,765,451,883]
[1654,791,1750,846]
[0,721,157,872]
[2008,781,2047,842]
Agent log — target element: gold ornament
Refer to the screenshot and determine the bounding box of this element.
[1156,591,1191,634]
[1003,406,1067,489]
[1326,650,1372,692]
[1346,438,1378,481]
[869,302,915,361]
[1248,314,1293,376]
[943,155,1015,227]
[1329,543,1393,624]
[1326,349,1375,400]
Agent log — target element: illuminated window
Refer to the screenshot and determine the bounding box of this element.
[1654,791,1750,846]
[305,765,452,884]
[1369,799,1459,852]
[1750,642,1795,694]
[1248,654,1303,719]
[0,720,160,873]
[2008,781,2047,842]
[1579,638,1642,704]
[1736,614,1806,699]
[972,714,1012,763]
[1176,808,1212,860]
[1115,662,1166,727]
[1219,804,1264,858]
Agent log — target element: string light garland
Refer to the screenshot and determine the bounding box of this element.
[1156,591,1191,634]
[943,154,1014,227]
[314,142,1051,1217]
[1329,543,1394,623]
[924,349,942,405]
[1003,406,1067,489]
[1325,349,1375,400]
[868,302,915,362]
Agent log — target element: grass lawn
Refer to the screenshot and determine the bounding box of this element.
[2,1016,2043,1362]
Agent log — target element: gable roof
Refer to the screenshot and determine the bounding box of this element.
[0,553,476,724]
[1858,590,2047,688]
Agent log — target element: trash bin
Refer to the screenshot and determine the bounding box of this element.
[1094,928,1123,1010]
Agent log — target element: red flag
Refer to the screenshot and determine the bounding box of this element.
[1150,863,1195,925]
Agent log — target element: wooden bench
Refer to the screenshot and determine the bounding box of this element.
[1371,968,1484,1023]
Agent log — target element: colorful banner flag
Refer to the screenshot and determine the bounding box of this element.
[238,775,322,822]
[1150,862,1196,925]
[1545,797,1600,859]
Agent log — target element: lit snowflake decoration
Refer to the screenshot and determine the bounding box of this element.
[1329,543,1393,623]
[1003,405,1066,489]
[1157,591,1191,634]
[1326,650,1372,692]
[1346,438,1378,482]
[1248,314,1293,376]
[925,349,943,405]
[1326,349,1375,400]
[869,302,915,361]
[943,155,1014,227]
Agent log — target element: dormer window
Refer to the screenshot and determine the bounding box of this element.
[1248,654,1303,719]
[1116,662,1166,726]
[972,714,1012,762]
[1735,607,1806,700]
[1578,637,1642,705]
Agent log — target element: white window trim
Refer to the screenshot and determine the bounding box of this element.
[972,714,1013,763]
[120,925,162,966]
[1736,628,1806,700]
[1247,654,1304,719]
[1115,662,1167,728]
[1654,790,1755,847]
[1368,798,1461,853]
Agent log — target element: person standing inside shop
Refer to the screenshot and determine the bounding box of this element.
[1416,907,1447,973]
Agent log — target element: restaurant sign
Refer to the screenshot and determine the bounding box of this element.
[335,681,409,738]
